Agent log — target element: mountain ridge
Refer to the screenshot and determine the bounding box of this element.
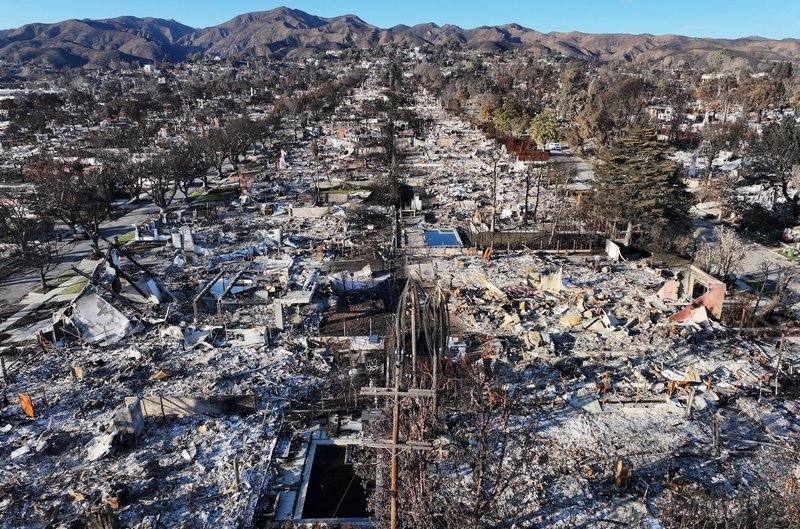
[1,7,797,68]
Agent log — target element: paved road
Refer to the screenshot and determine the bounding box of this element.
[0,199,162,310]
[694,218,800,306]
[546,150,594,176]
[694,219,792,275]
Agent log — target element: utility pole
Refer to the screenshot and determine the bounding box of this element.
[490,155,499,250]
[411,285,417,387]
[311,138,320,204]
[357,281,437,529]
[359,386,435,529]
[390,343,401,529]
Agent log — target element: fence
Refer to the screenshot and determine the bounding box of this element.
[467,230,607,253]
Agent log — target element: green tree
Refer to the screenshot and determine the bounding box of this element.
[706,50,730,71]
[492,100,530,136]
[576,77,648,145]
[591,129,692,249]
[528,110,562,147]
[479,101,498,122]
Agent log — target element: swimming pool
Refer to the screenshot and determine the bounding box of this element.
[424,228,463,247]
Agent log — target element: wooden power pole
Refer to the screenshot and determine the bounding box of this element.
[358,282,437,529]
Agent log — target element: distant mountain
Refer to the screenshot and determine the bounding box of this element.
[0,17,195,68]
[1,7,798,68]
[177,7,384,58]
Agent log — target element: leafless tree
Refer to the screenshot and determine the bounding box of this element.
[655,485,800,528]
[25,156,116,255]
[195,117,259,185]
[522,164,544,227]
[754,261,776,314]
[0,193,62,290]
[139,153,180,214]
[694,226,747,282]
[224,117,260,171]
[173,140,210,201]
[97,153,145,202]
[359,365,538,529]
[756,263,798,319]
[698,121,744,193]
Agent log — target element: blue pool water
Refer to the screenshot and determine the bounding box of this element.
[424,229,461,247]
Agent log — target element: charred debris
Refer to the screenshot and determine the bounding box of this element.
[2,75,800,529]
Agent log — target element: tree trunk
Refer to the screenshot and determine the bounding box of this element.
[532,172,542,224]
[90,232,101,257]
[624,220,633,247]
[754,282,767,314]
[39,268,48,291]
[757,295,781,320]
[315,161,321,205]
[776,176,800,218]
[522,171,531,227]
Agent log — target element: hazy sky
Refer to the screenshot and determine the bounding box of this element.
[3,0,799,40]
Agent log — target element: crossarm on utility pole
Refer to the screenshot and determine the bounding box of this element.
[359,387,435,398]
[333,438,433,451]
